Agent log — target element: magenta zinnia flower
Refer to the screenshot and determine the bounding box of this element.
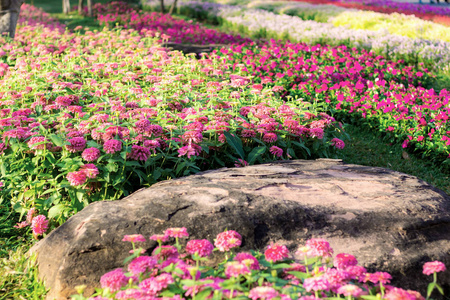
[186,239,214,257]
[122,234,146,243]
[127,145,150,161]
[139,273,174,295]
[100,268,128,292]
[235,252,260,270]
[128,256,157,276]
[215,230,242,252]
[384,288,416,300]
[331,138,345,149]
[31,215,48,237]
[337,284,364,297]
[248,286,279,300]
[149,234,169,243]
[66,171,87,186]
[269,146,283,157]
[225,262,251,278]
[305,238,334,258]
[80,164,99,179]
[103,139,122,154]
[27,136,49,150]
[264,242,289,263]
[82,147,101,161]
[423,261,446,276]
[66,137,86,152]
[303,276,330,292]
[334,253,358,270]
[165,227,189,238]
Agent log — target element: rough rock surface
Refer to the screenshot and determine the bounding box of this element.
[31,159,450,299]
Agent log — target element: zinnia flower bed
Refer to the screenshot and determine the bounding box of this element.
[0,4,345,234]
[71,228,447,300]
[164,1,450,74]
[213,40,450,163]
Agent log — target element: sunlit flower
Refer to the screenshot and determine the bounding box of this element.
[100,268,128,292]
[248,286,279,300]
[31,215,49,237]
[423,261,446,275]
[214,230,242,252]
[185,239,214,257]
[67,171,87,186]
[264,242,289,263]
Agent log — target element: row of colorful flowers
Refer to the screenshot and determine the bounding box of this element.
[71,228,447,300]
[213,40,450,162]
[154,0,450,74]
[1,4,345,230]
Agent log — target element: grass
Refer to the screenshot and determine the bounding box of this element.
[339,124,450,195]
[1,2,449,299]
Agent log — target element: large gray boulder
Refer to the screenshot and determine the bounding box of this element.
[31,159,450,299]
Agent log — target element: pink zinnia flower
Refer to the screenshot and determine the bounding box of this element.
[235,252,260,270]
[234,158,249,168]
[423,261,446,276]
[309,128,324,139]
[384,288,416,300]
[248,286,279,300]
[128,256,157,276]
[100,268,128,292]
[27,136,49,150]
[82,147,101,162]
[263,132,278,143]
[165,227,189,238]
[80,164,99,179]
[128,145,150,161]
[367,271,392,284]
[225,261,251,278]
[149,234,169,243]
[66,171,87,186]
[269,146,283,157]
[337,284,364,297]
[331,138,345,149]
[122,234,146,243]
[214,230,242,252]
[185,239,214,257]
[103,139,122,154]
[26,207,37,224]
[334,253,358,270]
[31,215,48,237]
[115,289,143,300]
[139,273,174,295]
[66,137,86,153]
[182,131,203,144]
[305,238,334,258]
[177,144,201,159]
[152,245,179,260]
[264,242,289,263]
[14,221,28,229]
[303,276,330,292]
[345,265,367,280]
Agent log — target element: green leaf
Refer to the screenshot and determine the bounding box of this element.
[223,131,245,160]
[49,134,64,147]
[361,296,381,300]
[194,288,213,300]
[153,169,162,181]
[292,141,311,156]
[286,271,309,280]
[436,283,444,295]
[247,146,266,165]
[272,263,294,269]
[106,162,118,173]
[48,204,67,219]
[125,161,141,167]
[427,282,435,298]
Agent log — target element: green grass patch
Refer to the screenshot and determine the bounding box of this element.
[339,123,450,196]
